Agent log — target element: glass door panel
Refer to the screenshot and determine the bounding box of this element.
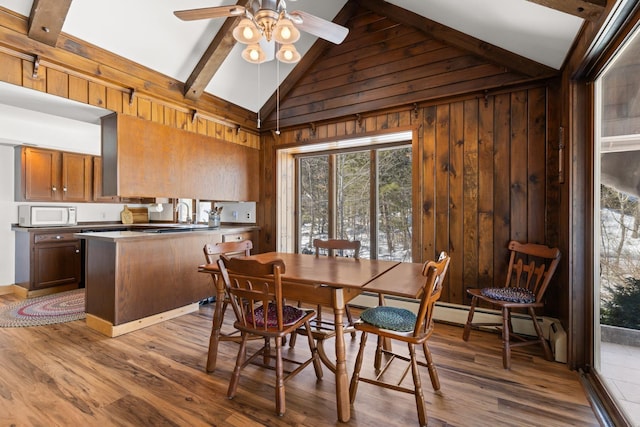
[299,156,329,254]
[377,147,412,261]
[336,151,371,257]
[595,26,640,426]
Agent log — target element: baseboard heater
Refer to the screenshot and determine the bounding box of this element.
[350,292,567,363]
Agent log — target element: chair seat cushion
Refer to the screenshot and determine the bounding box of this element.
[481,287,536,303]
[249,304,306,327]
[360,306,416,332]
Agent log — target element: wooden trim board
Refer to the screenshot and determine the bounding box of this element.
[86,302,200,337]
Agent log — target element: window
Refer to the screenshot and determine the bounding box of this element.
[297,144,412,261]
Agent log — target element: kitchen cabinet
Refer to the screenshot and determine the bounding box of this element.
[92,156,119,202]
[15,147,92,202]
[14,230,82,296]
[92,157,148,203]
[101,113,259,201]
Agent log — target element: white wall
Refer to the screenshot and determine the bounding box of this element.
[0,104,145,287]
[0,104,102,154]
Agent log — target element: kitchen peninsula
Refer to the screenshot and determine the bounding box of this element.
[77,225,258,337]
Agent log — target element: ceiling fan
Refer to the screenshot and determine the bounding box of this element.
[174,0,349,63]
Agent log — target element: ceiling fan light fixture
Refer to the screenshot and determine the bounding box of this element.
[242,44,267,63]
[273,18,300,44]
[233,18,262,44]
[276,44,301,64]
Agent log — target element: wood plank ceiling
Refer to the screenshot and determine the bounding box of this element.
[26,0,606,130]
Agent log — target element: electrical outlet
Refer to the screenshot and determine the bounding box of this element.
[217,202,256,223]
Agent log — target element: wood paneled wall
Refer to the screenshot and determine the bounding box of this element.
[0,9,259,150]
[263,6,541,130]
[262,83,561,312]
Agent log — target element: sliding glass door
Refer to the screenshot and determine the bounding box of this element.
[594,25,640,426]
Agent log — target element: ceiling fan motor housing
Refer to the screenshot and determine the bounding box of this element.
[254,8,280,41]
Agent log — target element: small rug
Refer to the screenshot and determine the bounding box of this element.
[0,289,86,327]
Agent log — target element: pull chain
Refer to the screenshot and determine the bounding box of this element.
[276,58,280,135]
[257,61,261,129]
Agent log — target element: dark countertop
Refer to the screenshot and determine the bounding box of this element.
[74,224,259,242]
[12,222,259,234]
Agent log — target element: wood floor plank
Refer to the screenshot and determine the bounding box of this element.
[0,295,599,426]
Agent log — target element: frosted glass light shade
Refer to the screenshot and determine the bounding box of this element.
[273,18,300,44]
[276,44,301,63]
[233,18,262,44]
[242,44,267,63]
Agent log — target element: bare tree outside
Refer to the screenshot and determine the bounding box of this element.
[298,145,412,261]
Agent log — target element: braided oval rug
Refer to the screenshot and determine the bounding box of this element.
[0,289,85,327]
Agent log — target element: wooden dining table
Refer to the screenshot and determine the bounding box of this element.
[199,251,424,423]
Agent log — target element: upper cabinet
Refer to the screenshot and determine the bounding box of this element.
[15,147,92,202]
[101,113,259,201]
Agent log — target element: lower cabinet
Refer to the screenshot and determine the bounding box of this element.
[15,230,82,295]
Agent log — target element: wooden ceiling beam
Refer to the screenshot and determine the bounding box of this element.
[260,0,360,123]
[183,0,251,101]
[27,0,72,46]
[524,0,605,22]
[356,0,558,79]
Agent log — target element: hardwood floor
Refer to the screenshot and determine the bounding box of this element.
[0,294,598,426]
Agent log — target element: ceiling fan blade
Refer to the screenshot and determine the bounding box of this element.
[174,6,246,21]
[289,10,348,44]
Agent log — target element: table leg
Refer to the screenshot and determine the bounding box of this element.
[333,289,351,422]
[206,274,226,373]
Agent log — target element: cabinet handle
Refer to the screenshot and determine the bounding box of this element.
[55,235,62,239]
[52,186,57,192]
[75,249,80,253]
[63,186,68,192]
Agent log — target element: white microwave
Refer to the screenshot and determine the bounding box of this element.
[18,205,77,227]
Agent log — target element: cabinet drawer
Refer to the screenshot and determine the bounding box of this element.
[222,232,252,242]
[34,233,78,243]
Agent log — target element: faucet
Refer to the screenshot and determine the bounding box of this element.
[176,202,191,224]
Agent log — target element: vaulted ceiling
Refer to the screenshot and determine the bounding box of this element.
[0,0,604,129]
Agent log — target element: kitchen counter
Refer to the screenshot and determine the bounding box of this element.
[76,224,259,337]
[12,222,258,233]
[73,224,259,242]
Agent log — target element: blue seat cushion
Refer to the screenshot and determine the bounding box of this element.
[360,306,416,332]
[481,287,535,303]
[249,303,306,327]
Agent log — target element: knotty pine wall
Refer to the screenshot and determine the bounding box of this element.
[0,7,259,149]
[0,49,260,149]
[261,82,562,312]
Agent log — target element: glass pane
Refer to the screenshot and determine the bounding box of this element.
[336,152,371,258]
[299,156,329,254]
[596,26,640,426]
[378,147,412,261]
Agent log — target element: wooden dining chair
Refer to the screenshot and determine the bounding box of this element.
[349,252,450,427]
[217,255,323,416]
[289,238,360,353]
[462,240,561,369]
[202,240,253,372]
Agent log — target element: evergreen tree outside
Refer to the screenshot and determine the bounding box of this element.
[601,276,640,330]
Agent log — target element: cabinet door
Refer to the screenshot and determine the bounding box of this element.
[62,152,92,201]
[92,157,119,202]
[33,239,81,289]
[24,148,61,201]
